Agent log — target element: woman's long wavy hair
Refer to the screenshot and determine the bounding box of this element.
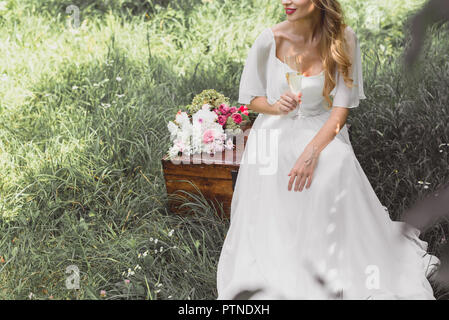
[311,0,354,109]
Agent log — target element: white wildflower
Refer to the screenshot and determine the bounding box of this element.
[127,268,135,276]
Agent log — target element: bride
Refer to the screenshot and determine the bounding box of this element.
[216,0,440,299]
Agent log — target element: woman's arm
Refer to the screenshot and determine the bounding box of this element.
[306,106,349,154]
[247,97,281,115]
[287,106,349,192]
[247,92,303,116]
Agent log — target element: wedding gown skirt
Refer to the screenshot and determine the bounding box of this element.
[216,110,440,300]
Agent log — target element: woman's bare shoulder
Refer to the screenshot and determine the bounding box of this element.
[269,22,289,38]
[267,22,290,53]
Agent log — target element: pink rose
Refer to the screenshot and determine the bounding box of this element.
[232,113,242,124]
[230,106,237,113]
[217,115,227,126]
[218,104,228,114]
[222,105,230,114]
[203,129,214,144]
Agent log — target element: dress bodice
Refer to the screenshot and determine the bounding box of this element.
[237,26,366,116]
[266,27,330,118]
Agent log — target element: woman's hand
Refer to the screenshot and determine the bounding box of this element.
[287,144,320,192]
[273,92,302,115]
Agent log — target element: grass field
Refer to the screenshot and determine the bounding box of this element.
[0,0,448,299]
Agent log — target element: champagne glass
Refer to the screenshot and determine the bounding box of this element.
[283,53,303,119]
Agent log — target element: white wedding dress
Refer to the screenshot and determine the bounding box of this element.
[216,26,441,300]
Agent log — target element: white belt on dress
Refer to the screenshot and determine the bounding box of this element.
[288,101,329,119]
[290,110,329,119]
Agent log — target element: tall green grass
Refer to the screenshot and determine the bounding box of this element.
[0,0,448,299]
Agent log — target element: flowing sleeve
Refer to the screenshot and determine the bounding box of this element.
[331,26,366,108]
[238,30,271,105]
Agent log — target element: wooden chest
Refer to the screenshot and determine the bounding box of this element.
[161,125,251,219]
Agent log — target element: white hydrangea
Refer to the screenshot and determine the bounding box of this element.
[203,143,213,154]
[175,111,190,130]
[167,121,179,139]
[191,121,203,154]
[192,104,218,127]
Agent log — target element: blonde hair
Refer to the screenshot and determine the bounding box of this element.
[312,0,354,109]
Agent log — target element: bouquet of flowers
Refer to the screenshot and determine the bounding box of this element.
[166,89,252,159]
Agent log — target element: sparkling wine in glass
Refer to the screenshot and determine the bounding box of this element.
[284,54,303,118]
